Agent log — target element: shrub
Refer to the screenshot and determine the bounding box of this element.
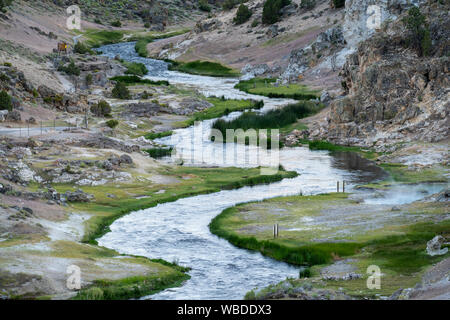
[74,42,93,54]
[262,0,291,25]
[212,101,318,134]
[0,90,12,111]
[300,0,316,10]
[234,4,253,25]
[94,18,103,25]
[299,268,311,278]
[106,119,119,129]
[0,0,13,13]
[199,0,211,12]
[85,73,93,87]
[109,75,169,86]
[145,147,173,158]
[144,22,150,28]
[112,81,131,99]
[222,0,238,10]
[111,20,122,27]
[403,7,432,57]
[3,62,12,67]
[332,0,345,8]
[124,62,148,76]
[58,61,80,76]
[91,100,111,117]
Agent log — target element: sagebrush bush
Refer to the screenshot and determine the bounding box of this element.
[91,100,111,117]
[106,119,119,129]
[0,90,12,111]
[74,42,93,54]
[262,0,290,25]
[403,7,432,57]
[111,20,122,27]
[199,0,211,12]
[112,82,131,99]
[234,4,253,25]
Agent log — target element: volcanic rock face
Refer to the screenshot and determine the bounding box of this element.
[316,4,450,149]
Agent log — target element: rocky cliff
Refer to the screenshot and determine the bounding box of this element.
[311,2,449,150]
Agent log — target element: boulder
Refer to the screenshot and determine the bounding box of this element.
[426,236,448,256]
[6,110,21,122]
[63,189,94,202]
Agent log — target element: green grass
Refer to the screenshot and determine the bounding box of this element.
[167,60,240,77]
[56,166,297,245]
[174,98,263,128]
[211,190,450,298]
[145,131,173,140]
[234,78,320,100]
[73,256,190,300]
[110,75,169,86]
[144,147,173,158]
[211,101,322,138]
[123,62,148,76]
[79,29,127,47]
[133,29,191,57]
[210,205,363,266]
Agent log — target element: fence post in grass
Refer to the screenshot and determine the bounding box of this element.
[343,181,345,193]
[337,181,339,192]
[273,224,279,238]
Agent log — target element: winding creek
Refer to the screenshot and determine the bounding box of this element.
[95,42,443,300]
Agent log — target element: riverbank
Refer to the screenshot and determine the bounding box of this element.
[210,158,449,299]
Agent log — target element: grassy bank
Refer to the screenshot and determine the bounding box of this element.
[56,166,297,245]
[144,147,173,158]
[110,75,170,86]
[78,28,190,49]
[167,60,240,77]
[73,257,190,300]
[145,131,173,140]
[211,101,322,148]
[234,78,319,100]
[212,101,319,133]
[133,29,190,57]
[210,192,450,297]
[174,98,264,128]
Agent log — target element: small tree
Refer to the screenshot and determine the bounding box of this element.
[403,7,432,57]
[234,4,253,25]
[91,100,111,117]
[112,82,131,99]
[85,73,93,87]
[199,0,211,12]
[0,90,12,111]
[262,0,290,25]
[106,119,119,129]
[0,0,13,13]
[74,42,92,54]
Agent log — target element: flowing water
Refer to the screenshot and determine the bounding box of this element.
[95,42,440,300]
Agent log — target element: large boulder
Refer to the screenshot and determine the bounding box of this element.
[426,236,449,256]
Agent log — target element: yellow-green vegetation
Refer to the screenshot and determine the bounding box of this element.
[358,164,449,190]
[234,78,319,100]
[167,60,240,77]
[134,29,190,57]
[45,241,190,300]
[211,192,450,297]
[50,166,296,245]
[174,97,262,128]
[77,28,190,49]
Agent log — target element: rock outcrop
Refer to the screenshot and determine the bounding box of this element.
[314,4,449,150]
